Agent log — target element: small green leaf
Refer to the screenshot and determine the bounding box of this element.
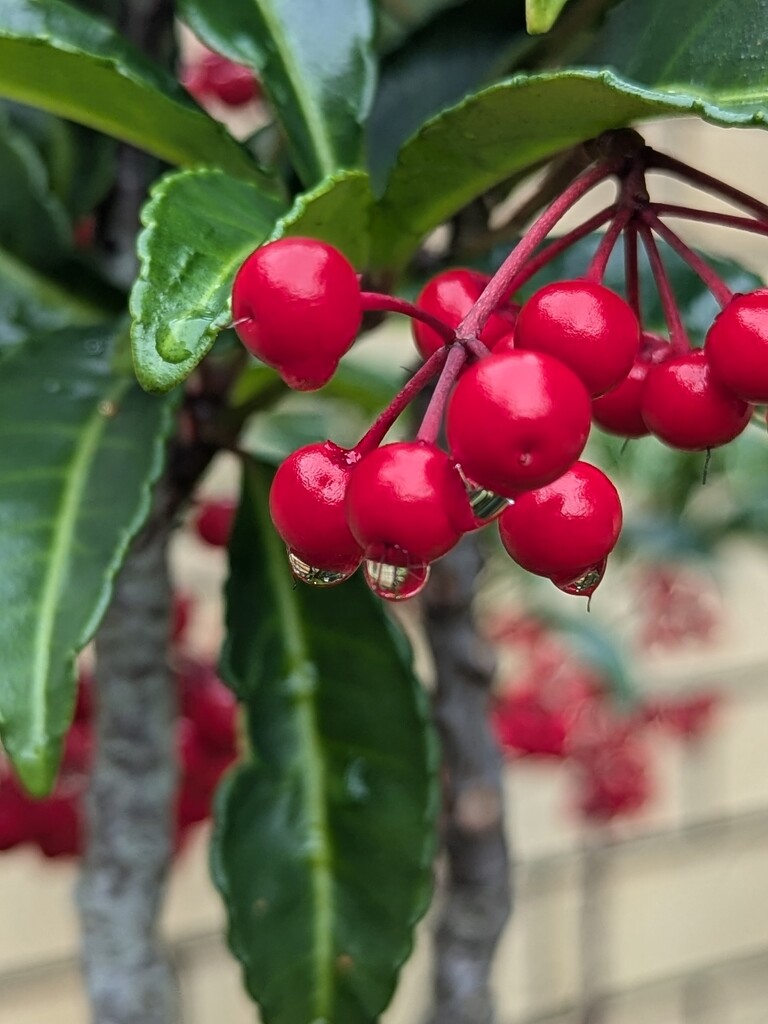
[0,0,272,187]
[212,460,438,1024]
[526,0,571,34]
[130,169,371,393]
[0,324,174,793]
[179,0,376,186]
[372,69,768,268]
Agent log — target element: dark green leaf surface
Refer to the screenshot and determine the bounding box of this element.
[212,460,437,1024]
[373,69,768,267]
[179,0,376,186]
[0,0,271,186]
[130,169,371,393]
[0,325,173,793]
[526,0,571,34]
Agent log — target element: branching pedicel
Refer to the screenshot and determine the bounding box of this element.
[231,129,768,602]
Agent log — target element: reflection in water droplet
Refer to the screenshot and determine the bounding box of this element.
[552,558,607,598]
[364,561,430,601]
[287,550,357,587]
[457,465,511,524]
[159,317,217,364]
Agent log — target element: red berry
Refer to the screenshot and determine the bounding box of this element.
[178,659,238,752]
[492,689,568,758]
[183,52,260,107]
[577,737,651,821]
[498,462,622,579]
[345,441,471,565]
[412,269,517,359]
[232,238,362,390]
[446,350,591,498]
[641,350,751,450]
[269,442,363,576]
[705,289,768,402]
[515,280,640,396]
[195,499,235,547]
[592,333,671,437]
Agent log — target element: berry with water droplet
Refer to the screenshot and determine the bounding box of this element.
[232,238,361,390]
[551,558,607,598]
[446,350,591,498]
[705,288,768,403]
[412,269,517,358]
[641,350,751,450]
[363,561,430,601]
[515,280,640,397]
[498,462,622,584]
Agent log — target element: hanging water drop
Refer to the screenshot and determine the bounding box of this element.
[457,465,511,523]
[287,550,357,587]
[551,558,607,598]
[363,560,430,601]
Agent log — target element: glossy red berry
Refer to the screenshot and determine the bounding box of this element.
[412,269,517,359]
[232,238,362,390]
[705,289,768,402]
[641,350,751,450]
[183,51,260,107]
[515,280,640,396]
[194,499,236,547]
[345,441,472,565]
[592,333,671,437]
[269,442,363,577]
[446,350,591,498]
[498,462,622,579]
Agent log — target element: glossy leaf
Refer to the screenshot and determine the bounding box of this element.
[0,0,271,187]
[526,0,571,34]
[373,69,768,267]
[0,325,174,793]
[179,0,376,186]
[212,460,437,1024]
[130,169,371,393]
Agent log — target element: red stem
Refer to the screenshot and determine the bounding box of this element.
[624,221,641,320]
[416,344,467,444]
[456,159,620,341]
[651,202,768,235]
[352,348,447,456]
[360,291,456,344]
[505,205,617,294]
[643,209,733,308]
[649,152,768,222]
[584,207,633,283]
[638,222,690,353]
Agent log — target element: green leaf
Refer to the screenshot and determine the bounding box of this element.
[130,169,371,393]
[372,69,768,268]
[179,0,376,186]
[0,324,173,793]
[212,460,437,1024]
[0,0,272,187]
[526,0,571,34]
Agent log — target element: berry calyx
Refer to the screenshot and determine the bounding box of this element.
[641,350,752,451]
[232,238,362,390]
[345,441,472,565]
[269,442,363,577]
[195,499,236,547]
[498,462,622,581]
[412,269,517,359]
[446,350,592,498]
[591,333,670,438]
[705,288,768,402]
[514,280,640,397]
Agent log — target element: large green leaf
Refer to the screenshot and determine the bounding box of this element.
[0,0,272,187]
[372,69,768,268]
[0,325,173,793]
[212,460,437,1024]
[179,0,376,186]
[526,0,572,34]
[130,169,371,393]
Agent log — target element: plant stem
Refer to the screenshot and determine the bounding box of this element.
[422,538,512,1024]
[624,221,641,320]
[416,345,467,444]
[352,348,447,456]
[649,151,768,222]
[584,208,633,283]
[360,292,456,343]
[638,222,690,353]
[643,209,733,307]
[651,202,768,235]
[456,159,619,341]
[77,486,178,1024]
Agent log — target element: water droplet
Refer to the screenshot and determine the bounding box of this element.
[364,561,430,601]
[97,400,118,417]
[344,758,369,803]
[457,465,511,523]
[84,338,105,355]
[42,378,61,394]
[551,558,607,598]
[159,317,217,364]
[287,550,357,587]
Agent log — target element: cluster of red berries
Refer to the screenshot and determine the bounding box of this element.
[0,597,237,858]
[489,612,719,821]
[230,131,768,602]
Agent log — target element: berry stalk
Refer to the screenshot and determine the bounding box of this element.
[650,151,768,222]
[638,221,690,353]
[651,203,768,236]
[416,344,468,444]
[360,291,457,343]
[643,209,733,308]
[624,221,641,319]
[584,207,634,283]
